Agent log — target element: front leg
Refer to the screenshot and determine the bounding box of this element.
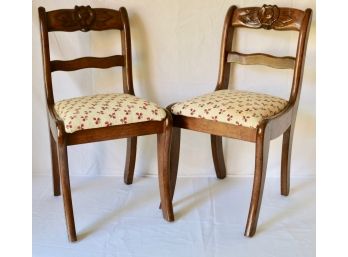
[157,114,174,222]
[57,131,77,242]
[244,125,270,237]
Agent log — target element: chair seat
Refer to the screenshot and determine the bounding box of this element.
[54,93,166,133]
[171,89,288,128]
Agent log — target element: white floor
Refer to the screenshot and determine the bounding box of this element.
[33,176,315,257]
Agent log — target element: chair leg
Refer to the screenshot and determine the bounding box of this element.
[281,126,294,196]
[211,135,227,179]
[157,122,174,222]
[169,127,181,200]
[124,137,137,185]
[159,127,180,209]
[49,130,60,196]
[57,139,77,242]
[244,127,270,237]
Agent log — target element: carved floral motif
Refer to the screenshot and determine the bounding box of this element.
[258,5,280,29]
[239,5,294,30]
[73,5,96,32]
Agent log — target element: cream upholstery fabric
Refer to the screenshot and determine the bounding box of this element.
[54,93,166,133]
[171,90,288,128]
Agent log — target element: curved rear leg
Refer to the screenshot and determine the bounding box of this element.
[211,135,227,179]
[124,137,137,185]
[169,127,181,200]
[49,129,60,196]
[244,126,270,237]
[281,126,294,196]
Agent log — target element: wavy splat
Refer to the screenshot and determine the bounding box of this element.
[50,55,124,72]
[227,52,295,69]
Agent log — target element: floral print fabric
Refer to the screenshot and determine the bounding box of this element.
[54,93,166,133]
[171,90,288,128]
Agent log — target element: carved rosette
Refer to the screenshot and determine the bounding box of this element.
[239,5,294,30]
[73,5,96,32]
[258,5,280,29]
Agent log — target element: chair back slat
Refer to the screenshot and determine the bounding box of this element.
[231,5,305,31]
[46,7,123,32]
[227,52,295,69]
[50,55,124,72]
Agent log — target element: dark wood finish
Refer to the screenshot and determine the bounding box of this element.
[281,125,294,196]
[216,6,237,91]
[232,5,305,31]
[120,7,134,95]
[51,55,124,72]
[57,131,77,242]
[66,121,163,146]
[169,126,181,200]
[168,5,312,237]
[245,124,270,237]
[124,137,137,185]
[264,104,293,140]
[227,52,295,69]
[38,6,173,242]
[49,129,60,196]
[174,114,257,142]
[157,110,174,221]
[159,123,181,210]
[211,135,227,179]
[46,7,123,32]
[39,7,54,105]
[289,11,312,105]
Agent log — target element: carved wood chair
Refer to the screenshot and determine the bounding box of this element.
[167,5,312,237]
[38,6,174,242]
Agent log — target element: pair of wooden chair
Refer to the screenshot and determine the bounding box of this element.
[38,5,312,242]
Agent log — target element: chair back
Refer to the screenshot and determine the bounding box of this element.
[38,6,134,106]
[216,5,312,106]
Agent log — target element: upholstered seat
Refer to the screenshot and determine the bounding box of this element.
[171,89,288,128]
[55,93,166,133]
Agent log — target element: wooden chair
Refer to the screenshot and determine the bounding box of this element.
[38,6,174,242]
[167,5,312,237]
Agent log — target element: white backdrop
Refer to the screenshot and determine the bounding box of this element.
[32,0,315,177]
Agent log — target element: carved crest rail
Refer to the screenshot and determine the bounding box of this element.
[232,5,305,31]
[46,6,123,32]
